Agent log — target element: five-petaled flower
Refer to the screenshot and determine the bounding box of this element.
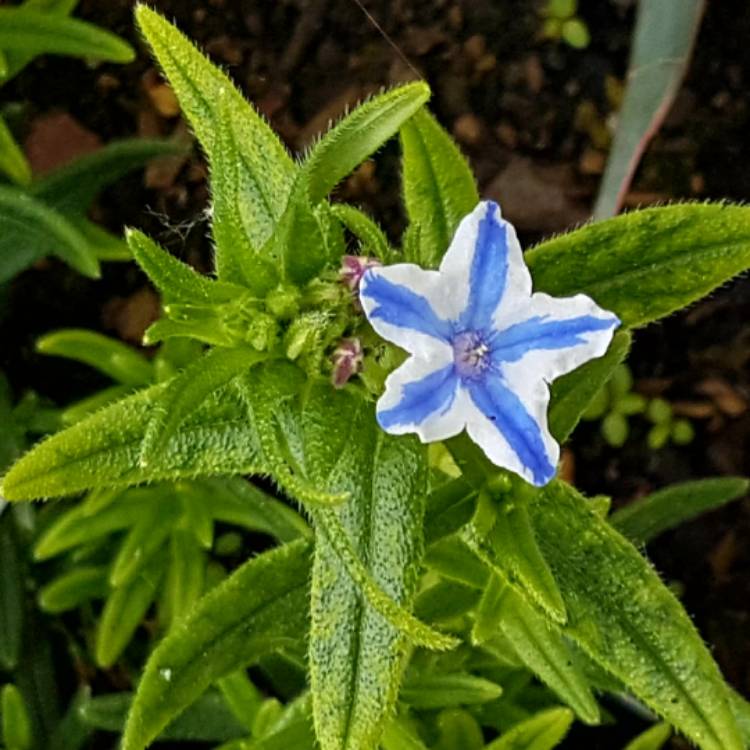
[359,200,620,486]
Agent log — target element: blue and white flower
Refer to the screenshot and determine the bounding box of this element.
[359,200,620,486]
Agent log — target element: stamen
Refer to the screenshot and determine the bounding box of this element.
[452,330,491,379]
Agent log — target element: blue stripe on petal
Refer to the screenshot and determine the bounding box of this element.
[466,374,556,486]
[459,202,509,331]
[362,272,453,343]
[378,364,458,430]
[489,314,618,363]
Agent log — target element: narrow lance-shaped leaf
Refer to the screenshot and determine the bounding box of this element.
[526,204,750,329]
[611,477,749,545]
[1,684,32,750]
[329,203,395,263]
[121,540,312,750]
[0,185,100,282]
[297,384,449,750]
[0,516,24,670]
[139,347,266,466]
[38,566,109,613]
[399,674,502,709]
[400,108,479,267]
[485,708,574,750]
[549,330,631,442]
[36,329,154,387]
[31,138,183,214]
[135,6,294,254]
[301,82,430,204]
[0,8,134,62]
[1,381,266,500]
[126,229,241,305]
[594,0,706,218]
[473,572,600,725]
[623,723,672,750]
[0,115,31,186]
[528,480,743,750]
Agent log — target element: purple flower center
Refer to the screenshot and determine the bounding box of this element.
[452,330,491,380]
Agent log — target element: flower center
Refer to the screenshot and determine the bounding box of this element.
[452,330,491,379]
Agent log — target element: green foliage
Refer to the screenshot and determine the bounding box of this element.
[611,477,749,545]
[1,684,32,750]
[527,203,750,329]
[541,1,591,50]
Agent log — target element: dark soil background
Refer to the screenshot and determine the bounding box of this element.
[1,0,749,747]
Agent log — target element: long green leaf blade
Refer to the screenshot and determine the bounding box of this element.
[610,477,749,545]
[135,5,294,255]
[486,708,574,750]
[121,540,311,750]
[302,83,430,205]
[526,204,750,329]
[0,8,134,62]
[1,382,265,500]
[400,109,478,267]
[528,481,743,750]
[0,185,99,281]
[0,115,31,186]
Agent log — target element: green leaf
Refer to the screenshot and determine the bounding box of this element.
[30,138,182,214]
[125,229,240,305]
[593,0,705,218]
[400,673,502,709]
[72,218,132,261]
[400,108,479,267]
[0,516,23,671]
[0,8,134,63]
[135,6,294,255]
[1,381,265,500]
[472,573,600,724]
[381,716,430,750]
[623,723,672,750]
[121,540,311,750]
[301,83,430,205]
[162,529,206,627]
[424,476,477,544]
[526,204,750,329]
[610,477,749,545]
[0,115,31,186]
[434,709,484,750]
[486,707,574,750]
[96,551,165,667]
[36,329,154,387]
[110,502,179,586]
[203,477,311,543]
[549,331,631,442]
[329,204,395,262]
[216,670,262,733]
[470,486,566,624]
[1,684,32,750]
[0,185,99,282]
[528,481,743,750]
[210,89,279,291]
[38,566,109,613]
[302,385,446,750]
[139,347,265,466]
[78,690,247,742]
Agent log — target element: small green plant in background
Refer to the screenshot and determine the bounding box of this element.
[582,364,694,449]
[540,0,590,49]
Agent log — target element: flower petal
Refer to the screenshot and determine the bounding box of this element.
[464,372,558,486]
[376,355,466,443]
[493,292,619,382]
[360,265,453,358]
[440,201,532,330]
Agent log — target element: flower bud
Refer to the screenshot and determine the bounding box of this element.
[331,338,364,389]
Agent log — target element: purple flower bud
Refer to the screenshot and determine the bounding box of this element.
[340,255,382,293]
[331,337,364,389]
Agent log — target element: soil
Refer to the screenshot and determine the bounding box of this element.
[1,1,749,747]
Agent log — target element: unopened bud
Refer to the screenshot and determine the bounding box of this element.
[340,255,382,300]
[331,338,363,389]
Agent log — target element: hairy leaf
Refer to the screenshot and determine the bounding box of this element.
[528,481,743,750]
[623,723,672,750]
[400,673,502,709]
[424,477,477,544]
[549,330,631,442]
[527,204,750,329]
[610,477,749,545]
[302,83,429,204]
[121,540,311,750]
[135,6,294,256]
[329,204,395,262]
[0,185,99,282]
[1,382,265,500]
[400,108,478,267]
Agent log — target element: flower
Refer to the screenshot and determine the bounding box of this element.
[359,200,619,486]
